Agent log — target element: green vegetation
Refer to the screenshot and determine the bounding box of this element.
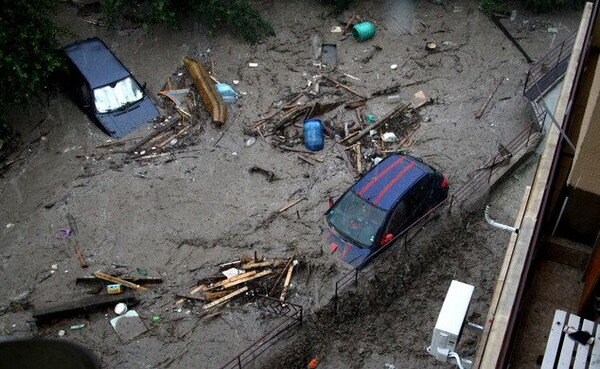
[102,0,274,44]
[523,0,585,12]
[0,0,63,140]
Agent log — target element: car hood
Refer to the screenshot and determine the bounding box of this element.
[96,96,158,138]
[325,228,373,268]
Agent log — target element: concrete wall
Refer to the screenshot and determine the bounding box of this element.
[568,51,600,195]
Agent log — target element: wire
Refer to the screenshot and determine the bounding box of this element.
[449,352,465,369]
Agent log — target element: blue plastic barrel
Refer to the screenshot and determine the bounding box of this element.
[303,119,324,151]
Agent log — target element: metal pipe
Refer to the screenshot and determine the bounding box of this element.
[484,205,519,233]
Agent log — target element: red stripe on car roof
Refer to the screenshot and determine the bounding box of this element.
[357,156,405,196]
[373,161,416,205]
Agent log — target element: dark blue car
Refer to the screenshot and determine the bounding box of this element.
[325,154,448,268]
[64,38,159,138]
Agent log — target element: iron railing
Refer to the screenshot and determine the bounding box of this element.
[524,31,577,100]
[219,295,303,369]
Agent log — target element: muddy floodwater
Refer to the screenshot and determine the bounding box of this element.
[0,1,583,368]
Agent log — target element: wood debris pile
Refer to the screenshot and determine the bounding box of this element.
[84,58,223,162]
[177,254,297,310]
[246,75,430,176]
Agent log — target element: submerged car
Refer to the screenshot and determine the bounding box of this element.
[64,37,159,138]
[325,154,448,268]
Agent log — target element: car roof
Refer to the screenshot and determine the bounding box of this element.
[351,154,431,210]
[64,38,130,89]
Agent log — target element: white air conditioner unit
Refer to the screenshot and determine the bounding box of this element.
[427,280,477,369]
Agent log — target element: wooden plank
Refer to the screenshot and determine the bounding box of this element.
[345,104,408,145]
[76,276,163,284]
[278,197,307,213]
[222,269,272,289]
[574,317,595,367]
[74,245,88,268]
[203,286,248,310]
[94,271,148,291]
[475,79,502,119]
[557,313,580,367]
[176,284,208,305]
[541,310,567,369]
[279,263,295,301]
[589,318,600,366]
[211,270,257,288]
[322,75,366,100]
[241,261,273,270]
[33,291,137,323]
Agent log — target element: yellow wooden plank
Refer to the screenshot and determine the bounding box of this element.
[203,286,248,310]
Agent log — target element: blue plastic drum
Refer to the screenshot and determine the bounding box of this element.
[303,119,324,151]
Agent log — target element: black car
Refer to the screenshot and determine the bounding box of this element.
[64,38,159,138]
[325,154,449,268]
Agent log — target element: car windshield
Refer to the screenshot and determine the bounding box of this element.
[93,76,143,113]
[326,191,387,248]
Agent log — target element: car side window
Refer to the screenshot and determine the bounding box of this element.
[406,176,429,213]
[385,199,408,234]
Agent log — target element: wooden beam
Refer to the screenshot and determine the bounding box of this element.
[222,269,272,289]
[76,276,163,284]
[345,104,408,145]
[176,284,208,305]
[279,263,295,301]
[94,271,148,291]
[204,271,258,291]
[278,197,307,213]
[34,291,138,323]
[203,286,248,310]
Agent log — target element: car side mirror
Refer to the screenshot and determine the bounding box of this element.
[380,233,393,245]
[328,197,334,208]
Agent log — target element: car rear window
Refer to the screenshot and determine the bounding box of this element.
[93,76,143,113]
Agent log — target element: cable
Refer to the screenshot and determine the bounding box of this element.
[448,352,465,369]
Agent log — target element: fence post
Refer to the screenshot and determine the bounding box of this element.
[448,194,454,212]
[488,156,496,183]
[557,42,564,68]
[237,356,242,369]
[354,269,358,287]
[523,70,531,95]
[526,122,534,147]
[333,282,338,316]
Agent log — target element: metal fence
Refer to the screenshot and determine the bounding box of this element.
[524,31,577,101]
[219,295,303,369]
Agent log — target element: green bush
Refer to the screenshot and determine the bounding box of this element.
[0,0,63,141]
[102,0,274,44]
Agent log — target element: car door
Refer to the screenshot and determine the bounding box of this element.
[384,176,431,237]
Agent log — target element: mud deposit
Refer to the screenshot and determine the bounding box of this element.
[0,1,582,368]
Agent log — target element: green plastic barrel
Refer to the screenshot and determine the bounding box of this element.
[352,22,376,41]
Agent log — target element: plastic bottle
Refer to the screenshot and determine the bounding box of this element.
[303,119,324,151]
